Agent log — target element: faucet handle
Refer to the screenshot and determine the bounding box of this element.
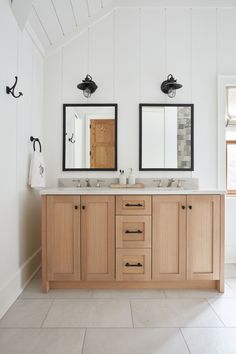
[72,179,81,188]
[96,179,104,188]
[177,179,185,188]
[153,179,162,188]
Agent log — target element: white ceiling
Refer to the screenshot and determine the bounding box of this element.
[28,0,114,49]
[25,0,236,53]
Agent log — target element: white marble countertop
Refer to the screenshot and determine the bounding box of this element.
[40,187,225,195]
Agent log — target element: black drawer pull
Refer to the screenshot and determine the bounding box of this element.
[125,203,143,207]
[125,230,142,234]
[125,262,143,267]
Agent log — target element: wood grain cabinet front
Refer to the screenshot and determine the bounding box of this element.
[81,195,115,281]
[46,196,81,282]
[116,249,151,281]
[116,196,151,215]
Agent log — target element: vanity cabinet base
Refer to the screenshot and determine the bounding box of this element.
[46,280,219,291]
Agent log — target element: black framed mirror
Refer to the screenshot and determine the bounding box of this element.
[63,104,117,171]
[139,104,194,171]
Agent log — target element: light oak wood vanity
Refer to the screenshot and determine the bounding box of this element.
[41,189,225,293]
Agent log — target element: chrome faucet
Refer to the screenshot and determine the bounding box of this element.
[167,178,175,187]
[72,179,81,188]
[153,179,162,188]
[85,178,91,188]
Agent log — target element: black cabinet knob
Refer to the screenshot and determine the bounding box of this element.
[82,205,86,210]
[188,205,192,210]
[181,205,186,210]
[74,205,78,210]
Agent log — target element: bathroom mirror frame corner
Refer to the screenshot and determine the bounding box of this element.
[139,103,194,171]
[63,103,118,171]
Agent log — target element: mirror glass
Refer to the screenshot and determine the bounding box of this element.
[139,104,194,170]
[63,104,117,170]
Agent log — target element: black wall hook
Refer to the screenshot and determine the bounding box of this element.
[6,76,23,98]
[30,136,42,153]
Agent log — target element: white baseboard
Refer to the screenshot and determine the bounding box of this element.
[0,248,41,319]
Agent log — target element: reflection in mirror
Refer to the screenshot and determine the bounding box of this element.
[139,104,193,170]
[63,104,117,170]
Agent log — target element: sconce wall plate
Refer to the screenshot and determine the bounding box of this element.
[161,74,182,98]
[77,74,98,98]
[6,76,23,98]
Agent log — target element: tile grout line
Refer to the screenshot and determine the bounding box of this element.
[180,328,191,354]
[129,300,135,328]
[206,299,226,328]
[81,328,87,354]
[40,299,55,328]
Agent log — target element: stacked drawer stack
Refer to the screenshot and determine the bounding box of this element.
[115,196,152,281]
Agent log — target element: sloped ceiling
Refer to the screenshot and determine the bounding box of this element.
[26,0,236,53]
[28,0,114,50]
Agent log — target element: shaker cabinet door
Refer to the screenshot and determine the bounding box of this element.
[81,196,115,281]
[187,195,220,280]
[46,196,81,281]
[152,196,187,281]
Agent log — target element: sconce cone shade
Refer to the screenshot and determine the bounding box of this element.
[161,74,182,98]
[77,74,98,98]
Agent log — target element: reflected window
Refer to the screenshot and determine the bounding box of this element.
[226,141,236,194]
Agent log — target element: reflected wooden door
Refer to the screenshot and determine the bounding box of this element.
[90,119,115,168]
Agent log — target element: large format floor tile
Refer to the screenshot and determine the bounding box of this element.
[164,284,236,299]
[182,328,236,354]
[0,328,85,354]
[225,278,236,292]
[0,300,52,328]
[43,299,133,328]
[20,278,93,299]
[83,328,189,354]
[91,289,165,299]
[131,299,223,327]
[208,298,236,326]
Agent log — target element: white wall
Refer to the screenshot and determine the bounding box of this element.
[44,5,236,188]
[0,0,44,318]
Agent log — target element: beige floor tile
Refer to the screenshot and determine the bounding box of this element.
[208,298,236,326]
[164,284,236,299]
[43,299,133,328]
[0,300,52,328]
[20,278,93,299]
[0,328,85,354]
[182,328,236,354]
[91,289,165,299]
[225,264,236,279]
[83,328,189,354]
[225,278,236,292]
[131,299,223,327]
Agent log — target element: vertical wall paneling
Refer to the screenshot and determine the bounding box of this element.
[0,0,44,319]
[218,9,236,75]
[192,8,217,188]
[89,13,114,102]
[166,8,192,103]
[140,8,165,102]
[115,8,139,171]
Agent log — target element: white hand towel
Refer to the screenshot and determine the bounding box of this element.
[29,150,46,189]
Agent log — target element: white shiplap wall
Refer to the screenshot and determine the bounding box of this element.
[0,0,43,318]
[44,6,236,188]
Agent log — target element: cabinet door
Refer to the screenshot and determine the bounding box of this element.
[187,195,220,280]
[152,196,187,281]
[81,196,115,281]
[47,196,81,281]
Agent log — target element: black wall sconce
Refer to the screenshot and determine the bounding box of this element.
[77,74,97,98]
[161,74,182,98]
[6,76,23,98]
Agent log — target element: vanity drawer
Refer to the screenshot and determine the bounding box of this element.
[116,249,151,281]
[116,196,151,215]
[116,216,151,248]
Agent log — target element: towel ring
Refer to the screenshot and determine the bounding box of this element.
[30,136,42,153]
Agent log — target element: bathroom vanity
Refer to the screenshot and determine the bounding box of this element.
[41,188,225,293]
